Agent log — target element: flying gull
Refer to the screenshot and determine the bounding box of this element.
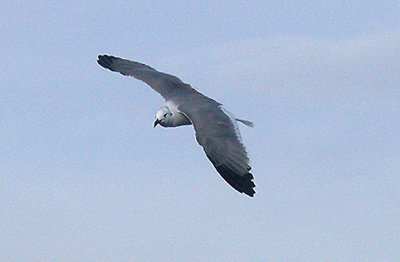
[97,55,256,197]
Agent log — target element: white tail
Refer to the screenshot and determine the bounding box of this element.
[235,118,254,128]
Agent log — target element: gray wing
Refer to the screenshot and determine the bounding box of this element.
[98,55,255,196]
[179,102,256,197]
[97,55,194,100]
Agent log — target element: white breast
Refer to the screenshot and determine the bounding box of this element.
[166,101,192,127]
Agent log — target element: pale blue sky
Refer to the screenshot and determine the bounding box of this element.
[1,1,399,261]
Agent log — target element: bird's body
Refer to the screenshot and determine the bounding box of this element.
[154,103,192,127]
[97,55,256,197]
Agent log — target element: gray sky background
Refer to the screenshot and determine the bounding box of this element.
[1,1,399,261]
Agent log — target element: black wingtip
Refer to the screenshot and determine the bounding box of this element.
[215,165,256,197]
[97,54,108,67]
[97,54,117,72]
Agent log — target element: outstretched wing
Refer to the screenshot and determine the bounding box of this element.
[97,55,194,100]
[98,55,255,196]
[179,103,256,197]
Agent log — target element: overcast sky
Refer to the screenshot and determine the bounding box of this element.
[1,1,399,261]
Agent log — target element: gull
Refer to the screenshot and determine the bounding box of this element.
[97,55,256,197]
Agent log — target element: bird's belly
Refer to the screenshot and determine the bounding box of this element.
[170,113,192,127]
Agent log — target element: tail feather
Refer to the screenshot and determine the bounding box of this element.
[235,118,254,127]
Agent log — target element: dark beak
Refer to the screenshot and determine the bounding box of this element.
[153,119,161,127]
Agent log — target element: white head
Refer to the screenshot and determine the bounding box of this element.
[154,106,172,127]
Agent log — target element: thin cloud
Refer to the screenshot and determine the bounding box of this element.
[179,32,400,105]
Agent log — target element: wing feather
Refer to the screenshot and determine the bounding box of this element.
[97,55,193,99]
[179,103,256,197]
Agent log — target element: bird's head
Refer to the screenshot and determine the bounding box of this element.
[154,106,172,127]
